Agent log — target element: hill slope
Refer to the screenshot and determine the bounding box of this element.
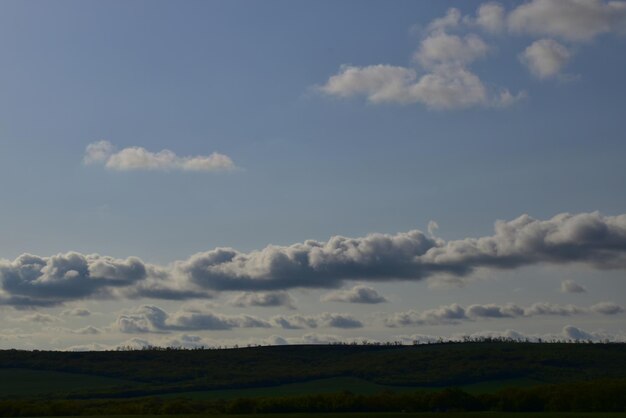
[0,342,625,399]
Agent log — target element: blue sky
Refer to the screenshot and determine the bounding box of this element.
[1,0,626,349]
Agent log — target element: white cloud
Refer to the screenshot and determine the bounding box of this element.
[321,285,388,304]
[427,8,462,33]
[2,212,626,306]
[319,64,417,104]
[83,140,114,164]
[318,5,525,111]
[319,64,518,110]
[562,325,595,341]
[414,33,489,68]
[474,2,506,33]
[508,0,626,42]
[520,39,572,79]
[84,140,236,172]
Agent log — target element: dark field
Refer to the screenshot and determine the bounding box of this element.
[1,342,625,416]
[28,414,626,418]
[2,342,625,398]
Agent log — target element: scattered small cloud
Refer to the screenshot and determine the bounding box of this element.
[319,0,626,109]
[84,140,237,172]
[520,38,573,79]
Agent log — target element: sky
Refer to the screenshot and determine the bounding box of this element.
[1,0,626,350]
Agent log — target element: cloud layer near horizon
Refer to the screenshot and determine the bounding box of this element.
[1,211,626,307]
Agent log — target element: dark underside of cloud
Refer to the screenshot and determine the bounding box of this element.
[2,211,626,307]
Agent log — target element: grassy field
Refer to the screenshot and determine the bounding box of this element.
[0,368,138,398]
[1,343,624,415]
[0,370,542,400]
[160,376,545,400]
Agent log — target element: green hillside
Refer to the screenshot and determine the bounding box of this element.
[1,342,625,399]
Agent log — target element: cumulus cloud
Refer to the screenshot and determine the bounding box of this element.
[72,325,102,335]
[427,8,462,33]
[2,211,626,305]
[466,303,525,318]
[383,301,623,327]
[174,211,626,292]
[270,314,319,330]
[318,4,525,110]
[116,306,362,334]
[230,291,296,309]
[321,285,388,304]
[116,305,271,333]
[590,301,625,315]
[271,313,363,329]
[296,333,345,344]
[320,0,626,106]
[414,33,489,68]
[520,39,572,79]
[61,308,92,317]
[83,140,114,164]
[524,302,583,316]
[83,141,236,172]
[18,313,61,323]
[561,279,587,293]
[508,0,626,41]
[0,252,148,307]
[562,325,595,341]
[473,2,506,33]
[319,61,518,110]
[384,304,467,327]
